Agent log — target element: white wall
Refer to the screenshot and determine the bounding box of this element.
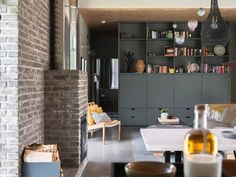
[79,0,236,8]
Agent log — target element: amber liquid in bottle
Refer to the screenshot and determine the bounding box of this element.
[184,104,218,155]
[184,129,217,155]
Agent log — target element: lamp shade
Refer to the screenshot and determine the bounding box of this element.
[188,20,198,32]
[201,0,229,48]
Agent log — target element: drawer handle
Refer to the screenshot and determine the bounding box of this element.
[186,108,190,110]
[131,108,135,110]
[130,116,135,119]
[186,116,190,119]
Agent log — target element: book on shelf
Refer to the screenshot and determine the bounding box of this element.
[175,47,202,56]
[203,64,230,73]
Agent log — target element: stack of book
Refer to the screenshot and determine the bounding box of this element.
[175,47,202,56]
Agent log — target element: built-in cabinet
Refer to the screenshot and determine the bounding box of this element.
[119,73,230,126]
[118,22,232,126]
[202,74,230,104]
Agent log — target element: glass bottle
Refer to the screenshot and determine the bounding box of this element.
[184,104,217,155]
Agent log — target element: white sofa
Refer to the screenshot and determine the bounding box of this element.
[207,104,236,128]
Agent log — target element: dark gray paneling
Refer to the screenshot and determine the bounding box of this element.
[92,36,118,59]
[120,23,146,38]
[119,108,146,125]
[147,75,174,108]
[230,25,236,103]
[119,74,147,107]
[202,74,230,104]
[175,108,194,126]
[175,74,202,107]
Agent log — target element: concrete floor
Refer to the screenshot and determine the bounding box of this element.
[81,127,140,177]
[65,127,142,177]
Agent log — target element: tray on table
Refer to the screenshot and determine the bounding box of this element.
[111,162,231,177]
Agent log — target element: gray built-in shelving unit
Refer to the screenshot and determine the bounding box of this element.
[118,22,232,126]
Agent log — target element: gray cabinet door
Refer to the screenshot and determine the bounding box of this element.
[119,74,147,108]
[175,74,202,108]
[147,75,174,108]
[202,74,230,104]
[175,108,194,126]
[119,108,146,125]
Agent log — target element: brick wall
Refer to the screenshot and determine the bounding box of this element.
[0,0,19,176]
[18,0,50,155]
[0,0,87,175]
[44,70,88,167]
[53,0,63,70]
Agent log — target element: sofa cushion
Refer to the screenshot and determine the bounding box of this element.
[208,104,236,122]
[221,106,236,125]
[91,112,112,124]
[207,120,231,129]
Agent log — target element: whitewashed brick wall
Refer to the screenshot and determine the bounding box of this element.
[0,0,51,176]
[0,0,86,176]
[0,0,19,176]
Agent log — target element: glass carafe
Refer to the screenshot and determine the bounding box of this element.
[184,104,217,155]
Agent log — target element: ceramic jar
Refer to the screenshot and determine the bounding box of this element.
[167,30,173,39]
[135,59,145,73]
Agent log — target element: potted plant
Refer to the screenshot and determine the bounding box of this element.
[160,108,169,119]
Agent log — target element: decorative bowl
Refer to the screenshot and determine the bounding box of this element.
[189,63,200,73]
[175,37,185,45]
[221,131,236,139]
[124,161,176,177]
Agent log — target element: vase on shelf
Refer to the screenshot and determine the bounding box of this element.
[124,51,135,73]
[135,59,145,73]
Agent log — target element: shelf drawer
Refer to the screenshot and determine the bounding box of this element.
[175,108,194,126]
[119,108,146,125]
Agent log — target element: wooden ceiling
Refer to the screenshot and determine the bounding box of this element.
[80,8,236,35]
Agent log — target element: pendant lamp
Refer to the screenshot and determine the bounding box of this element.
[201,0,229,47]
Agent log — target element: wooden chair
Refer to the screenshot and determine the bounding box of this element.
[87,102,121,144]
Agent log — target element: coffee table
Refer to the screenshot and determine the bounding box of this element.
[141,128,236,162]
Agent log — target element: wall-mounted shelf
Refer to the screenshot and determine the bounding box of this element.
[119,22,230,75]
[118,21,233,126]
[120,38,146,41]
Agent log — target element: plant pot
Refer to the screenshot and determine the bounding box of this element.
[161,113,169,119]
[135,59,145,73]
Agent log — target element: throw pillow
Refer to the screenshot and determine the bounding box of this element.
[221,106,236,124]
[208,104,236,122]
[91,112,112,124]
[208,108,223,122]
[96,106,103,113]
[87,110,96,126]
[89,105,98,112]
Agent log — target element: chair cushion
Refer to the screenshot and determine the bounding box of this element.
[91,112,112,124]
